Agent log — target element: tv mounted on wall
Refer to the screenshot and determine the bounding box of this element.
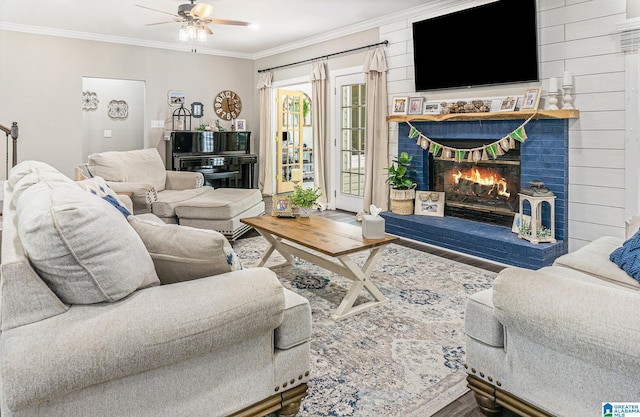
[413,0,539,91]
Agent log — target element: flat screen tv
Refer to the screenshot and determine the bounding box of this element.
[413,0,539,91]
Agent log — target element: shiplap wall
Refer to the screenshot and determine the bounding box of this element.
[380,0,629,251]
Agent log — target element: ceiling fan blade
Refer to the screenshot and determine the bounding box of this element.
[145,20,180,26]
[203,24,213,35]
[209,18,251,26]
[191,3,214,19]
[135,4,180,18]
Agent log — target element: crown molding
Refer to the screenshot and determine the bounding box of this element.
[0,22,255,59]
[1,0,488,61]
[250,0,490,60]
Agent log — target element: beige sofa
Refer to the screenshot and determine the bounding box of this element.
[1,161,311,417]
[78,148,265,242]
[465,221,640,417]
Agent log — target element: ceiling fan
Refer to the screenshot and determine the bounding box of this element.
[136,0,250,39]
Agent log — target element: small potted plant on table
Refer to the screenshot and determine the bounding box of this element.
[385,151,417,215]
[290,185,322,217]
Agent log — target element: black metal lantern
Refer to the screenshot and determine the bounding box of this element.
[172,104,192,131]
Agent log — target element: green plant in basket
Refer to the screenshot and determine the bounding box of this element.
[385,151,417,190]
[289,185,322,208]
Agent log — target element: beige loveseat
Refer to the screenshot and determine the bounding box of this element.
[1,161,311,417]
[78,148,265,242]
[465,221,640,417]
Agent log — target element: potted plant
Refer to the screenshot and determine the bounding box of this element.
[385,151,417,215]
[289,185,322,217]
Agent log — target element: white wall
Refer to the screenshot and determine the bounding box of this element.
[378,0,629,251]
[0,30,254,179]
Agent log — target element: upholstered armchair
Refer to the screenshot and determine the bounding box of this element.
[78,148,265,242]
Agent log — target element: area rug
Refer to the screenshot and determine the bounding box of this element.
[234,237,497,417]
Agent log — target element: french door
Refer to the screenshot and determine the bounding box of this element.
[276,89,305,193]
[333,73,366,212]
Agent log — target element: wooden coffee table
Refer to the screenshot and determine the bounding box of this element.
[240,215,399,320]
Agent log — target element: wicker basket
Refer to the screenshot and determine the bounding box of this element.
[390,187,416,215]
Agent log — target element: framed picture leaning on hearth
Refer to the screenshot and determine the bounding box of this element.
[414,191,445,217]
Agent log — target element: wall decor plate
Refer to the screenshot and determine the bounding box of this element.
[108,100,128,118]
[82,91,99,110]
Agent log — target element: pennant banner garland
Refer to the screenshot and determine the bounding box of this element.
[407,113,536,162]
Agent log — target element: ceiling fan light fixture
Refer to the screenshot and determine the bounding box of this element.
[179,26,188,41]
[197,27,207,42]
[186,24,197,39]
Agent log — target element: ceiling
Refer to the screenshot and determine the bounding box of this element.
[0,0,466,59]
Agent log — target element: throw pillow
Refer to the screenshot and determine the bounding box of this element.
[76,176,132,217]
[16,180,159,304]
[128,215,241,285]
[610,229,640,282]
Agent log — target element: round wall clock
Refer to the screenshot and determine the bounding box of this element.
[213,90,242,120]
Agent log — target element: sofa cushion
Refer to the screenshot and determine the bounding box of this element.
[174,188,264,220]
[465,288,504,348]
[9,160,75,203]
[275,289,312,349]
[128,214,241,285]
[553,236,640,290]
[15,180,159,304]
[88,148,167,192]
[610,230,640,282]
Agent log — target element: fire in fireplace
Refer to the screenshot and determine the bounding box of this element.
[432,139,520,227]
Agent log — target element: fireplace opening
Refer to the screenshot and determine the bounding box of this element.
[431,139,520,227]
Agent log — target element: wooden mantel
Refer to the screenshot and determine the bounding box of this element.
[386,109,579,123]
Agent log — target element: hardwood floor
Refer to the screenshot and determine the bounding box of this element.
[240,208,515,416]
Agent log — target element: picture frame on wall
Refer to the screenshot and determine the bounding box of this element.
[414,191,445,217]
[271,195,295,218]
[521,87,542,110]
[234,119,246,131]
[391,97,408,115]
[407,97,424,115]
[168,91,186,106]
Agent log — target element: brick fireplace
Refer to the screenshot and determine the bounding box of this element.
[381,117,570,269]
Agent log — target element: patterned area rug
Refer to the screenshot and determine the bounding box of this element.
[234,237,497,417]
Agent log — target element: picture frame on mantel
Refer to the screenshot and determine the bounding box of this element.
[498,96,517,112]
[407,97,424,115]
[521,87,542,110]
[391,97,408,115]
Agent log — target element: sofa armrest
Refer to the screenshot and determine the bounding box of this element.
[493,267,640,379]
[2,268,285,411]
[165,170,204,190]
[104,181,157,214]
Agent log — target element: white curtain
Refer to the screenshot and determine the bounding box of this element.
[362,47,389,212]
[311,61,328,208]
[256,72,273,195]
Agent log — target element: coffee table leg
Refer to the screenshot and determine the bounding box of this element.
[254,229,297,268]
[332,247,388,320]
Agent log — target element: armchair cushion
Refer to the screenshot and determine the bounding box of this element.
[88,148,167,192]
[15,179,159,304]
[128,214,241,285]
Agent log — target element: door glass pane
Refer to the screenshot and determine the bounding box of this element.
[340,83,366,198]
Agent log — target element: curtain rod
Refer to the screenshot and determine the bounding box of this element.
[257,40,388,73]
